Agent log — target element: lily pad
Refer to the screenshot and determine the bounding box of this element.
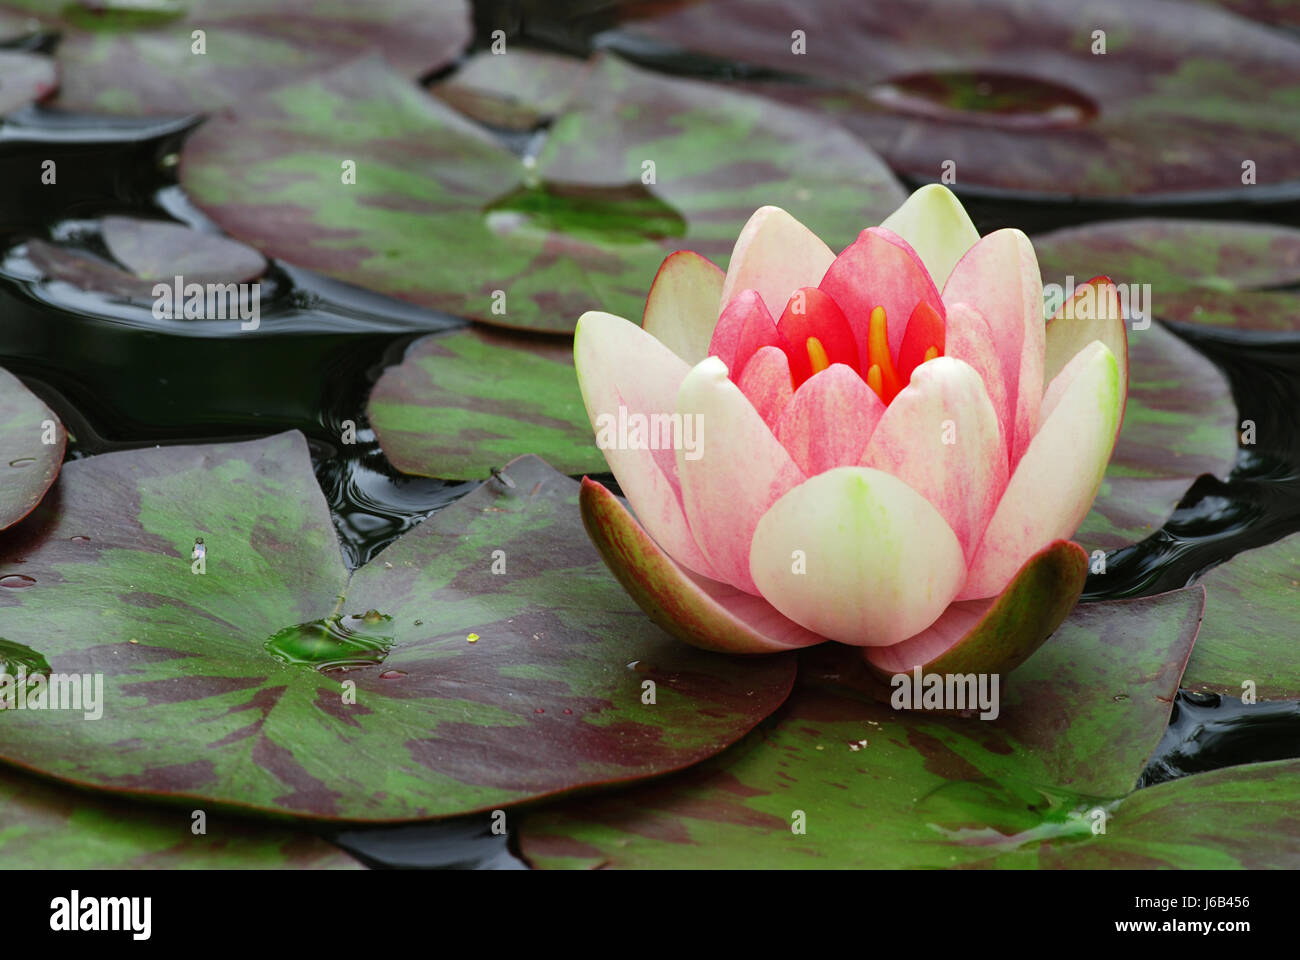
[0,0,471,114]
[102,216,267,284]
[0,364,64,531]
[607,0,1300,196]
[0,49,55,114]
[25,239,159,299]
[180,54,904,333]
[0,433,796,821]
[1158,290,1299,335]
[433,49,593,130]
[1035,220,1300,293]
[0,764,361,869]
[518,588,1215,868]
[1075,322,1238,553]
[368,326,602,481]
[1182,533,1300,699]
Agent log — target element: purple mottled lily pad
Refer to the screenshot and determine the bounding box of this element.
[180,54,903,333]
[0,49,56,114]
[102,216,267,284]
[0,433,795,821]
[0,764,361,869]
[0,0,470,115]
[368,326,603,481]
[518,588,1221,868]
[1035,220,1300,294]
[433,50,593,131]
[1182,533,1300,700]
[0,364,64,531]
[609,0,1300,196]
[1159,290,1299,334]
[25,239,158,299]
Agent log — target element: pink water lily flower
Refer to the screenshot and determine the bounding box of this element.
[575,185,1128,676]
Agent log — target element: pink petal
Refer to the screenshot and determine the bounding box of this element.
[735,346,794,430]
[944,302,1012,458]
[774,364,884,475]
[676,356,806,594]
[861,357,1007,561]
[718,206,836,321]
[942,229,1045,467]
[580,477,824,653]
[819,226,945,360]
[706,289,782,379]
[574,310,718,579]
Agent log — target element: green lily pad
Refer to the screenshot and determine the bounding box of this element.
[1039,757,1300,868]
[1182,533,1300,699]
[1,0,470,114]
[0,434,795,821]
[1075,322,1238,553]
[608,0,1300,196]
[368,326,602,481]
[518,588,1213,868]
[0,764,361,869]
[180,54,904,334]
[0,365,64,531]
[1035,220,1300,293]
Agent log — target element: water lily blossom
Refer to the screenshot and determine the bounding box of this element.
[575,185,1127,676]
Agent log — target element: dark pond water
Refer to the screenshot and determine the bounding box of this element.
[0,3,1297,869]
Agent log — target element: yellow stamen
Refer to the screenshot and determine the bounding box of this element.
[866,364,883,399]
[866,306,902,402]
[923,345,939,362]
[806,336,830,375]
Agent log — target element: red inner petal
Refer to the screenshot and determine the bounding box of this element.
[897,300,946,385]
[776,287,860,388]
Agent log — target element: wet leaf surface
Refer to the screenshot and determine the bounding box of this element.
[0,365,64,531]
[368,326,603,481]
[607,0,1300,196]
[1183,533,1300,699]
[0,435,795,821]
[0,49,56,114]
[180,54,904,333]
[0,764,361,868]
[518,589,1213,868]
[0,0,470,114]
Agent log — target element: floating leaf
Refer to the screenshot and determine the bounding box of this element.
[1035,220,1300,293]
[608,0,1300,196]
[1159,290,1299,335]
[368,326,602,481]
[0,764,361,869]
[102,216,267,284]
[1,0,470,114]
[518,589,1210,868]
[433,50,593,130]
[1182,533,1300,699]
[180,54,904,333]
[25,239,158,299]
[0,365,64,531]
[0,435,795,821]
[0,49,56,114]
